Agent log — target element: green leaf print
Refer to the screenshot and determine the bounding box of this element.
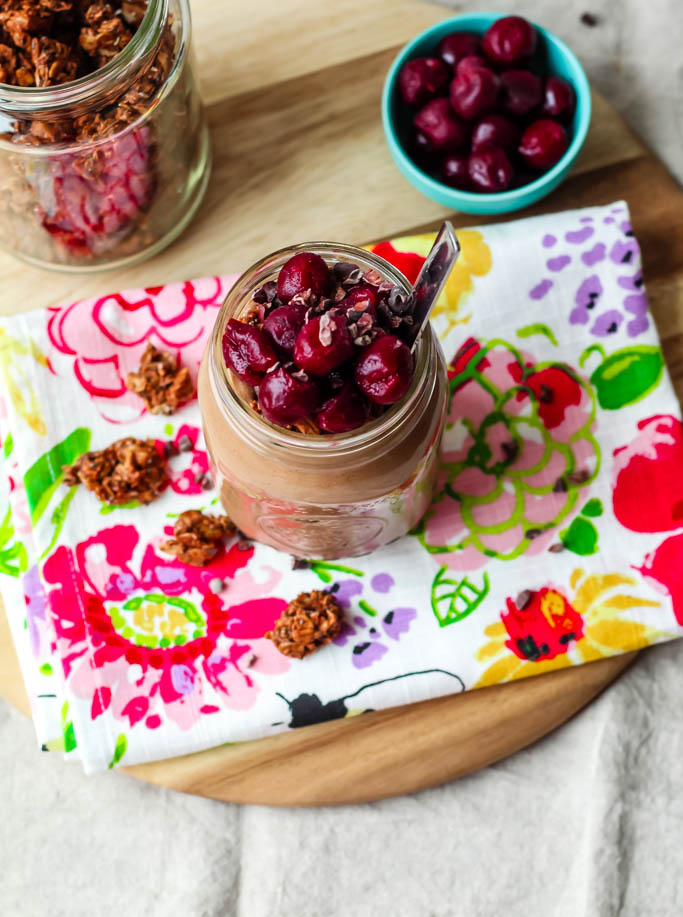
[108,734,127,769]
[560,517,598,556]
[3,432,13,457]
[0,506,27,577]
[24,427,91,524]
[39,486,78,560]
[516,323,559,347]
[61,700,77,752]
[581,498,603,518]
[431,566,490,627]
[589,346,663,410]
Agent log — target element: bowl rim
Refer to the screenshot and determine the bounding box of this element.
[381,11,592,204]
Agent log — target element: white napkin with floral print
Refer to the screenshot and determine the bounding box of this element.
[1,201,682,773]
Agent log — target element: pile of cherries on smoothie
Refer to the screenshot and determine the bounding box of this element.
[222,252,416,433]
[398,15,576,192]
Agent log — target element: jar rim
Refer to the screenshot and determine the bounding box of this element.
[207,241,439,459]
[0,0,169,117]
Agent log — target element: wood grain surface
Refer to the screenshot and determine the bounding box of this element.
[0,0,680,805]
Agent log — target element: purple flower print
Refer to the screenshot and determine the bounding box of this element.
[371,573,394,593]
[618,271,644,292]
[352,641,388,668]
[24,565,47,657]
[530,279,553,300]
[383,607,417,640]
[566,226,594,244]
[610,237,639,266]
[532,210,651,340]
[623,294,650,336]
[570,274,603,325]
[334,579,363,607]
[327,570,417,668]
[547,255,571,272]
[171,664,195,695]
[590,309,623,336]
[581,243,606,266]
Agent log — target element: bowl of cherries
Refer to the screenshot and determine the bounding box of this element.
[382,13,591,214]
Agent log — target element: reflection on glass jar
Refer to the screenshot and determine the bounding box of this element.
[198,243,448,560]
[0,0,210,271]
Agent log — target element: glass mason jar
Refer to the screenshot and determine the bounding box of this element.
[198,242,448,560]
[0,0,210,271]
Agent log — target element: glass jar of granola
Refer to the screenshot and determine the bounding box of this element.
[198,242,448,560]
[0,0,210,271]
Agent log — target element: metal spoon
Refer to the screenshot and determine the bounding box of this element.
[403,221,460,351]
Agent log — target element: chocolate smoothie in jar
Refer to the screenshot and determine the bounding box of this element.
[198,242,448,559]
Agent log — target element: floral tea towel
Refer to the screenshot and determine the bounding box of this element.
[1,200,682,773]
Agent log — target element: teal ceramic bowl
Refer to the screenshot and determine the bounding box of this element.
[382,13,591,215]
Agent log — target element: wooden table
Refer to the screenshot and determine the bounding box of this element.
[0,0,681,805]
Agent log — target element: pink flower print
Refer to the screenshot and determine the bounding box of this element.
[163,424,210,496]
[420,337,599,571]
[42,523,290,735]
[46,276,237,423]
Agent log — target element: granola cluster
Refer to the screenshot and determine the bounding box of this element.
[160,510,236,567]
[0,0,176,144]
[63,436,167,505]
[266,590,342,659]
[125,343,195,415]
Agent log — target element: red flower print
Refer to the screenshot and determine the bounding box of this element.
[510,363,583,430]
[502,587,585,661]
[369,241,426,284]
[613,415,683,533]
[637,532,683,626]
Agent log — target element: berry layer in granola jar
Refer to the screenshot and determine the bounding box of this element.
[198,242,448,560]
[0,0,210,271]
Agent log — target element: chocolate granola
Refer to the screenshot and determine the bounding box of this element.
[63,436,167,505]
[265,590,342,659]
[160,509,236,567]
[125,342,195,415]
[0,0,191,266]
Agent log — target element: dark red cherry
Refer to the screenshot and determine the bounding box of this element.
[449,65,500,120]
[293,313,354,376]
[355,335,415,405]
[341,285,377,316]
[456,55,489,77]
[262,303,307,355]
[440,154,471,189]
[482,16,537,65]
[412,130,441,171]
[499,69,542,115]
[222,318,277,385]
[519,119,568,170]
[277,252,329,302]
[316,383,370,433]
[413,98,469,152]
[398,57,450,106]
[468,148,514,192]
[471,114,521,155]
[542,75,576,121]
[258,367,320,426]
[436,32,482,69]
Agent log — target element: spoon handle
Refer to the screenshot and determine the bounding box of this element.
[406,221,460,351]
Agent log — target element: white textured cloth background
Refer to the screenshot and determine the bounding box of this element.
[2,1,682,914]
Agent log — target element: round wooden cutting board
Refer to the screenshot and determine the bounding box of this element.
[0,0,681,806]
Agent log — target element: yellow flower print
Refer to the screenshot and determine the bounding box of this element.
[474,570,670,689]
[369,230,492,335]
[0,327,49,436]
